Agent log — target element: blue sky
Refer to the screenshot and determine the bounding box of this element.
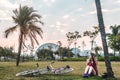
[0,0,120,51]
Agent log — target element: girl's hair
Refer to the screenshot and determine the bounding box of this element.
[91,53,96,57]
[87,53,97,64]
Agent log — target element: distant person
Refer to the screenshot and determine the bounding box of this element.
[83,52,98,78]
[36,63,39,68]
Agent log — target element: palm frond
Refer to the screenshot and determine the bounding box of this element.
[4,25,17,38]
[13,9,18,17]
[29,24,43,38]
[39,21,44,25]
[29,33,34,48]
[12,16,19,23]
[30,32,39,45]
[22,40,28,48]
[30,13,42,19]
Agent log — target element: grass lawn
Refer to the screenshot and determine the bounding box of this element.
[0,61,119,80]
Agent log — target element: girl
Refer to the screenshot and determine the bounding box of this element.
[83,53,98,77]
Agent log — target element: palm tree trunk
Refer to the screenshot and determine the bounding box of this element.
[95,0,114,78]
[16,33,23,66]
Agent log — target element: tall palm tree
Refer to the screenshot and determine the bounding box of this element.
[95,0,114,78]
[4,5,43,66]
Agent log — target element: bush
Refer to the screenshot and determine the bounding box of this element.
[60,56,120,61]
[97,57,105,61]
[109,56,120,61]
[60,57,87,61]
[97,56,120,61]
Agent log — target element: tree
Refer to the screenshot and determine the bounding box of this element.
[0,47,15,61]
[48,45,53,51]
[66,31,81,48]
[83,26,99,49]
[36,49,53,60]
[57,41,62,59]
[56,47,73,58]
[4,5,43,66]
[94,46,102,57]
[95,0,114,78]
[107,25,120,56]
[66,31,81,57]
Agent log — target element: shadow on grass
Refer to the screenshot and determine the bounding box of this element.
[18,74,103,80]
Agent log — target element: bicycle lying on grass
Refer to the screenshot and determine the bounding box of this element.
[16,62,74,76]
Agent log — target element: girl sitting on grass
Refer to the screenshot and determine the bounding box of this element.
[83,52,98,78]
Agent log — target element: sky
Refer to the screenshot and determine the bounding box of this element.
[0,0,120,52]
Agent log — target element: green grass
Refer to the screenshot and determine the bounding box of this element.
[0,61,119,80]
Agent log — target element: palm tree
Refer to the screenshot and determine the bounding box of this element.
[107,25,120,56]
[4,5,43,66]
[95,0,114,78]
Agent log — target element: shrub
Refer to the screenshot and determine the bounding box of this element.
[60,57,87,61]
[97,56,120,61]
[109,56,120,61]
[60,56,120,61]
[97,57,105,61]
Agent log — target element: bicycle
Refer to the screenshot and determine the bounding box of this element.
[16,62,74,76]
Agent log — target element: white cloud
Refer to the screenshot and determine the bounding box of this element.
[71,19,75,22]
[0,10,11,20]
[76,7,82,11]
[112,8,120,12]
[56,21,61,25]
[63,14,70,19]
[43,0,56,3]
[56,25,60,28]
[0,0,18,21]
[49,25,55,28]
[43,0,57,6]
[42,14,49,19]
[89,8,110,14]
[62,23,69,26]
[116,0,120,3]
[89,10,96,14]
[56,21,69,26]
[51,0,56,3]
[0,10,7,17]
[21,0,26,1]
[62,7,82,19]
[102,9,110,13]
[0,0,17,10]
